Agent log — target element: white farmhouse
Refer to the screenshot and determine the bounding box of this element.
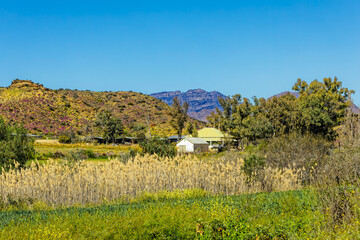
[176,137,209,153]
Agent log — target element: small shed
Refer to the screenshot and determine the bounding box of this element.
[27,134,43,138]
[176,137,209,153]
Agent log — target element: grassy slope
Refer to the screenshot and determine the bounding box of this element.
[1,190,357,239]
[0,80,180,137]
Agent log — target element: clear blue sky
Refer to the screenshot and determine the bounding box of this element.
[1,0,359,105]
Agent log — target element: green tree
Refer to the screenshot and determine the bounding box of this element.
[0,118,35,171]
[241,97,273,141]
[95,110,124,144]
[169,97,189,141]
[218,95,273,143]
[206,108,222,129]
[265,93,301,136]
[216,77,354,143]
[240,113,273,141]
[217,94,245,140]
[185,122,198,137]
[139,137,177,158]
[130,123,147,142]
[293,77,354,139]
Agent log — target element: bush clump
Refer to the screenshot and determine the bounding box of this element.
[139,137,176,158]
[242,154,266,184]
[0,118,35,171]
[58,135,71,143]
[264,133,330,184]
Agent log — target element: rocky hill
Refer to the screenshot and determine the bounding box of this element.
[150,89,226,121]
[0,80,178,137]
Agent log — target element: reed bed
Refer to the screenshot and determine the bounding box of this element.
[0,155,301,207]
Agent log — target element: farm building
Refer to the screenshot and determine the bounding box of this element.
[197,127,232,146]
[176,137,209,153]
[93,136,138,144]
[167,135,186,143]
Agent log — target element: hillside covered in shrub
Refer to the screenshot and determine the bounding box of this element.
[0,79,177,137]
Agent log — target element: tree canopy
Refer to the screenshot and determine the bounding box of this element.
[215,77,354,142]
[95,110,124,144]
[185,121,198,137]
[169,97,189,140]
[293,77,354,138]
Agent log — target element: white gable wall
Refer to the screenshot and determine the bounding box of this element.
[177,139,194,153]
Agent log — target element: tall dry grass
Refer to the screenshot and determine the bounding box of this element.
[0,155,301,207]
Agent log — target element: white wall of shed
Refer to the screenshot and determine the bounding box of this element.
[176,139,194,153]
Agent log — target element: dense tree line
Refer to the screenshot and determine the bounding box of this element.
[208,77,354,142]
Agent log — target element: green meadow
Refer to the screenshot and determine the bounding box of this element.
[3,189,357,239]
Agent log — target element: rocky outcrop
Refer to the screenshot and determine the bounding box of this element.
[150,89,226,121]
[9,79,48,91]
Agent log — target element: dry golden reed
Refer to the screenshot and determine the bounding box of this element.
[0,155,301,206]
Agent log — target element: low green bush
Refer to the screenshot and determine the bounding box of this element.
[58,135,71,144]
[66,149,96,162]
[139,137,176,158]
[0,118,35,171]
[242,154,266,183]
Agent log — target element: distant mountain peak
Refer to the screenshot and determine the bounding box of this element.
[150,89,226,121]
[185,88,207,93]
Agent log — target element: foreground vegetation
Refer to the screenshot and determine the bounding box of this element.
[1,189,360,239]
[2,114,360,238]
[0,155,300,207]
[1,134,360,238]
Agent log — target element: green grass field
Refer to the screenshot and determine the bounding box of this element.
[33,141,140,163]
[1,189,359,239]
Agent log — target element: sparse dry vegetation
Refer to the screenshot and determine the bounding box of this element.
[0,155,301,207]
